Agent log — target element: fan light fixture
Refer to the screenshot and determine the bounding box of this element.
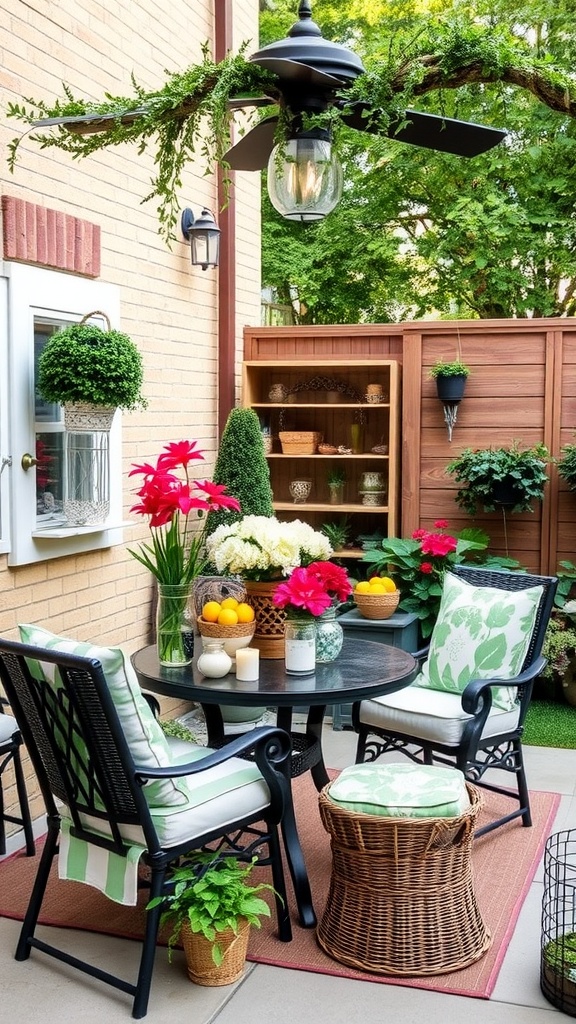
[181,207,221,270]
[267,131,343,222]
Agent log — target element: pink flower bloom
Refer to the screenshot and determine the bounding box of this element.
[273,567,332,618]
[420,532,457,557]
[307,560,352,603]
[157,439,205,469]
[412,528,426,539]
[434,518,449,529]
[420,562,434,574]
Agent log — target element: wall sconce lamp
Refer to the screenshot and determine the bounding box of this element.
[181,207,221,270]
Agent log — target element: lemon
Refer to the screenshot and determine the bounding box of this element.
[217,608,239,626]
[380,577,397,593]
[202,601,221,623]
[220,597,239,610]
[355,581,371,594]
[236,602,255,623]
[369,576,383,585]
[368,583,386,594]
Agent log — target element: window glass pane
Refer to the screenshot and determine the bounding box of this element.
[34,318,66,525]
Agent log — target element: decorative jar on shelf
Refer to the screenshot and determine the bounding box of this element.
[197,640,233,679]
[284,619,317,675]
[156,582,195,667]
[315,607,344,663]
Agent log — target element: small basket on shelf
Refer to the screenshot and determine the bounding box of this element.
[354,590,400,620]
[279,431,323,455]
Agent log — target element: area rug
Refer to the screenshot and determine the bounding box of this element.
[0,774,559,1000]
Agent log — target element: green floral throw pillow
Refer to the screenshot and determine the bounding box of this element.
[416,572,544,711]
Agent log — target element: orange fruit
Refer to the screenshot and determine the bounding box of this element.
[221,597,239,610]
[368,583,386,594]
[355,581,371,594]
[202,601,221,622]
[217,608,239,626]
[236,602,255,623]
[380,577,397,593]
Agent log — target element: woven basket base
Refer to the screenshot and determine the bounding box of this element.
[317,783,492,976]
[181,920,250,986]
[244,582,286,659]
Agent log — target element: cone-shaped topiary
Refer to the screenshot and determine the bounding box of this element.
[206,408,274,535]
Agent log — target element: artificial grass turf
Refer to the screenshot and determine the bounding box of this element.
[524,699,576,749]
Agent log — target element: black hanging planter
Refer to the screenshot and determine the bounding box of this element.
[490,477,525,509]
[435,373,468,402]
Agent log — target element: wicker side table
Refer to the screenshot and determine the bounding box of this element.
[317,781,491,976]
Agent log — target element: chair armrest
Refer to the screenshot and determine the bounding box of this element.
[134,724,292,780]
[461,656,546,715]
[411,645,429,666]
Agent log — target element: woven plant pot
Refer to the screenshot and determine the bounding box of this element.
[180,919,250,986]
[244,581,286,659]
[354,591,400,620]
[197,617,255,660]
[63,402,117,432]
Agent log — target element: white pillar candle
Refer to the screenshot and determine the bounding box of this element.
[235,647,260,681]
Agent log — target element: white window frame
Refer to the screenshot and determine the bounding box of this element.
[2,261,127,566]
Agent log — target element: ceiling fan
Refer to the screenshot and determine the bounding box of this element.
[224,0,507,221]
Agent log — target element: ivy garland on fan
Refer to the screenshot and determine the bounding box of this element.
[6,14,576,242]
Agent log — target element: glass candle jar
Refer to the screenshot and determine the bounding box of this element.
[197,640,232,679]
[284,619,317,675]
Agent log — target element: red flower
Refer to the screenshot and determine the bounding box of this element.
[412,528,426,539]
[420,532,457,557]
[434,518,449,529]
[307,560,352,603]
[420,562,434,574]
[273,567,333,618]
[157,439,205,469]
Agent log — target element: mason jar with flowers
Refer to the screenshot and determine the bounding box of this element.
[272,562,351,674]
[129,440,240,667]
[205,516,332,658]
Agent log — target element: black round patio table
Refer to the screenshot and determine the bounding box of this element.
[132,638,418,791]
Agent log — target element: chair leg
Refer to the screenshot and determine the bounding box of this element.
[280,803,316,929]
[0,764,5,856]
[11,745,35,855]
[16,820,58,960]
[266,822,292,942]
[132,863,166,1019]
[515,740,532,827]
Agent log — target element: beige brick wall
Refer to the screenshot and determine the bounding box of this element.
[0,0,261,838]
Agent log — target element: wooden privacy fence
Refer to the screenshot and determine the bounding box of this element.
[244,318,576,575]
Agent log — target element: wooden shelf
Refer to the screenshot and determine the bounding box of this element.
[274,502,389,513]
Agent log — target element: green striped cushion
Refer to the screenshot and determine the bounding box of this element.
[328,763,470,818]
[416,573,543,711]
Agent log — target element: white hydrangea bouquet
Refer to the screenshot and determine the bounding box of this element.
[205,515,332,582]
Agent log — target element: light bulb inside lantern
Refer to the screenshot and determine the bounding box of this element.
[267,137,343,223]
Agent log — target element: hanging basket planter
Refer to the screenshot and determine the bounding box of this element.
[435,373,468,403]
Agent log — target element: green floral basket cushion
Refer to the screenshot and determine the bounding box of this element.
[327,763,470,818]
[416,573,544,711]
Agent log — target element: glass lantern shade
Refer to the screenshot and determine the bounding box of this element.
[267,137,343,222]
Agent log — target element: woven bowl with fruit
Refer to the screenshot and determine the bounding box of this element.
[353,576,400,620]
[197,598,256,658]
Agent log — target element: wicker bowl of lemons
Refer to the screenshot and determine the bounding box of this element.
[353,576,400,620]
[198,597,256,658]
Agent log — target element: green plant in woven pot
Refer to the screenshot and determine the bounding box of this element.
[205,407,274,536]
[37,312,146,429]
[148,852,277,985]
[446,442,550,515]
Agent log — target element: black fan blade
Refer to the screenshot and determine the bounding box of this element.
[33,109,146,135]
[251,56,343,88]
[340,103,507,157]
[224,116,278,171]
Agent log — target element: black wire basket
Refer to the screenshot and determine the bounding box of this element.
[541,829,576,1016]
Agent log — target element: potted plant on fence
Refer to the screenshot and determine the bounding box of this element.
[428,359,471,402]
[37,311,147,431]
[557,441,576,492]
[148,851,277,986]
[446,442,550,515]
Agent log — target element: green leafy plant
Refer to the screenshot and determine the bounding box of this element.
[446,442,550,515]
[327,466,346,487]
[159,719,198,743]
[37,321,146,410]
[428,360,470,378]
[543,933,576,978]
[147,852,276,966]
[557,443,576,491]
[362,519,520,638]
[205,408,274,537]
[321,516,352,551]
[540,560,576,704]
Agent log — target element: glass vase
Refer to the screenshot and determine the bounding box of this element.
[315,607,344,663]
[284,618,317,675]
[156,583,194,667]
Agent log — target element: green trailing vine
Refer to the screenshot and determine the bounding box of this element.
[6,23,576,242]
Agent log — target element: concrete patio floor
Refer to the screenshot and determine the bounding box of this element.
[1,724,574,1023]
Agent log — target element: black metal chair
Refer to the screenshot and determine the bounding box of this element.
[0,698,35,856]
[353,565,558,837]
[0,638,315,1018]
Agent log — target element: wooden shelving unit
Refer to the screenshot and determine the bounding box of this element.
[242,360,401,557]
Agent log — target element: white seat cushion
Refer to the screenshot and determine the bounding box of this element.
[328,762,470,818]
[359,682,520,747]
[0,713,18,744]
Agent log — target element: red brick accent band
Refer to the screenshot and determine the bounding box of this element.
[1,195,101,277]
